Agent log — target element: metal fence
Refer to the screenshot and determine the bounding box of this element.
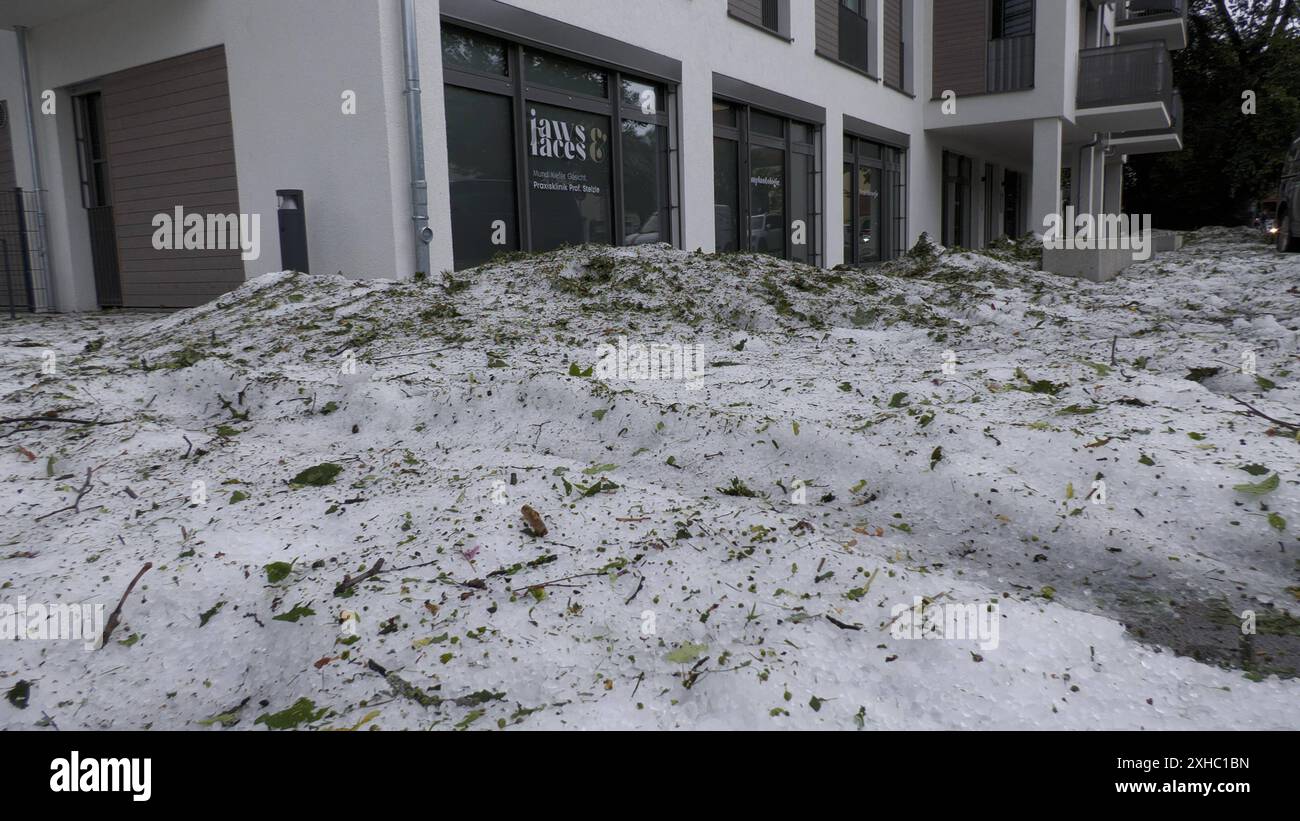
[0,189,51,317]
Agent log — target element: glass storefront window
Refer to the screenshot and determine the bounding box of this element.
[527,103,612,250]
[442,26,508,76]
[713,98,819,264]
[749,144,786,258]
[621,79,660,115]
[844,134,906,264]
[714,138,740,253]
[444,86,517,268]
[442,28,676,269]
[622,119,665,245]
[857,164,881,261]
[751,110,784,139]
[526,50,608,98]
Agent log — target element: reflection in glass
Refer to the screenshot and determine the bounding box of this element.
[843,163,854,264]
[441,26,508,76]
[789,152,812,263]
[749,145,785,258]
[526,50,608,98]
[444,86,516,269]
[857,164,881,261]
[621,79,659,114]
[527,103,611,250]
[622,119,664,245]
[714,139,739,252]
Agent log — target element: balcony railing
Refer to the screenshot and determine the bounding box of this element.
[1077,41,1173,109]
[987,34,1034,93]
[1116,0,1186,22]
[838,4,870,74]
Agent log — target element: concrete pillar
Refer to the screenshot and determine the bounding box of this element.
[1075,141,1102,215]
[679,57,715,253]
[1103,156,1124,214]
[1029,118,1062,238]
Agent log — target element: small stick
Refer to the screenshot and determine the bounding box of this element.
[1228,395,1300,431]
[0,416,128,426]
[100,562,152,649]
[624,575,646,605]
[35,466,98,522]
[369,346,459,362]
[334,558,385,596]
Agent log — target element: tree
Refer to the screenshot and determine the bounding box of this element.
[1124,0,1300,228]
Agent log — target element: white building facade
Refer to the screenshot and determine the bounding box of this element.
[0,0,1185,312]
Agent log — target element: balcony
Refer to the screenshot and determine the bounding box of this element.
[987,34,1034,93]
[1114,0,1188,50]
[1110,90,1183,155]
[1076,41,1175,132]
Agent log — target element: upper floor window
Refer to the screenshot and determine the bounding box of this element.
[839,0,870,73]
[991,0,1033,39]
[728,0,789,39]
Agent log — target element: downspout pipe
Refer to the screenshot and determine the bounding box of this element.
[15,26,55,311]
[400,0,431,277]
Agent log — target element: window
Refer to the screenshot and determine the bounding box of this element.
[991,0,1034,39]
[844,134,906,264]
[729,0,786,38]
[942,151,972,248]
[713,100,819,264]
[445,86,518,268]
[1003,170,1023,238]
[839,0,871,73]
[441,24,677,269]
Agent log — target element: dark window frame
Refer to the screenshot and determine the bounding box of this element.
[727,0,792,41]
[843,134,906,264]
[942,150,973,249]
[990,0,1035,40]
[72,91,112,209]
[440,22,679,268]
[713,98,821,266]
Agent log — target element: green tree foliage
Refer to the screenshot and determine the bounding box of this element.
[1125,0,1300,228]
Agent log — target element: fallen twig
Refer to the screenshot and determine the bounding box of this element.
[334,559,385,596]
[1228,395,1300,431]
[100,562,152,649]
[0,416,129,427]
[35,466,99,522]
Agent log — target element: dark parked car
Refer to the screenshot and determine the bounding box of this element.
[1279,131,1300,252]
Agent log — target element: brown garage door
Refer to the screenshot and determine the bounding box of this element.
[99,46,244,308]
